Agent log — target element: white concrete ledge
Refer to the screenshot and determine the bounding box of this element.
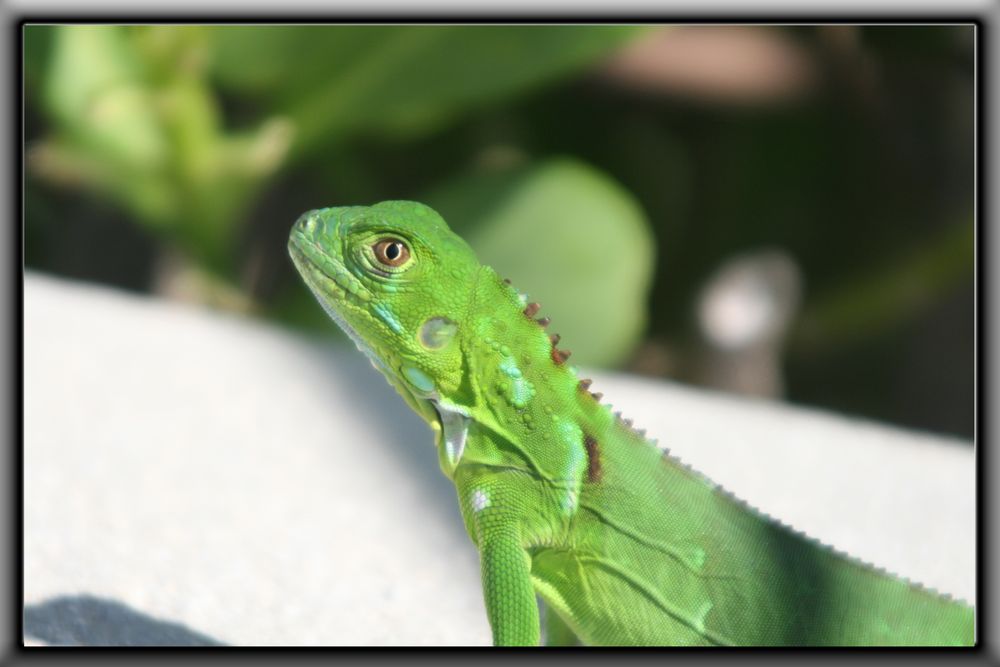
[23,272,975,646]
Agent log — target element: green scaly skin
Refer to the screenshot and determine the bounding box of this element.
[288,200,975,647]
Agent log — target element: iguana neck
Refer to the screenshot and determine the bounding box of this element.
[451,267,634,486]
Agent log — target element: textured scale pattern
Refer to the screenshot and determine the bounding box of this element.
[288,201,975,647]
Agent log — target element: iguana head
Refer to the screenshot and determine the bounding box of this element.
[288,201,480,417]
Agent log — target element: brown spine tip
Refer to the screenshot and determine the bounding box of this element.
[583,435,602,483]
[549,333,561,346]
[536,317,551,327]
[503,278,512,285]
[523,302,541,318]
[578,378,593,391]
[551,348,571,364]
[591,392,603,401]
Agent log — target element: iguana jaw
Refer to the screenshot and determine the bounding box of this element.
[288,232,442,431]
[288,239,381,365]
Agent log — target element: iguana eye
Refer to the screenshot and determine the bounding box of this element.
[372,238,410,267]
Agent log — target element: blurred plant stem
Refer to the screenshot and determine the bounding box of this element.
[152,247,257,313]
[791,219,973,353]
[28,25,292,286]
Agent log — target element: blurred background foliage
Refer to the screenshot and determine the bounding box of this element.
[23,25,975,438]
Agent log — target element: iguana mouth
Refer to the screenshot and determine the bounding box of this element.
[287,232,388,371]
[288,225,370,308]
[288,241,345,300]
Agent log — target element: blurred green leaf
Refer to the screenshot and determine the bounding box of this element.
[28,25,293,274]
[425,157,655,368]
[206,26,643,153]
[42,25,169,181]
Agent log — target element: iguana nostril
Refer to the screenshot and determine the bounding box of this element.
[293,211,310,230]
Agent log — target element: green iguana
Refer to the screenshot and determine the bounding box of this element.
[287,200,975,646]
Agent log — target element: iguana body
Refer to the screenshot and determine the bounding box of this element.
[287,200,974,646]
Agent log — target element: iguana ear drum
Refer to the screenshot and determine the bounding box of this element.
[420,317,458,350]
